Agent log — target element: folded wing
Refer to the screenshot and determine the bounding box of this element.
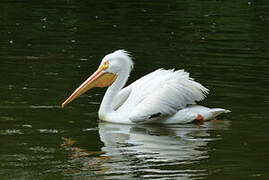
[117,69,209,123]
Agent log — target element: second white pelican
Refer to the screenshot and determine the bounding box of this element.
[62,50,230,124]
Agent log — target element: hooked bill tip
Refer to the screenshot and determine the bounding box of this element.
[61,102,66,108]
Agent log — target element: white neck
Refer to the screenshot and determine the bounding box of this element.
[98,68,130,119]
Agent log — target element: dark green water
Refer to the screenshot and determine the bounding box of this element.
[1,0,269,179]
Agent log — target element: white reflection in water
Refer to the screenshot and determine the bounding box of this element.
[97,121,229,179]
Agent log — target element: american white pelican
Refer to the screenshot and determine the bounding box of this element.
[62,50,230,124]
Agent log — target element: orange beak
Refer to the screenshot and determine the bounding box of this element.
[61,67,117,108]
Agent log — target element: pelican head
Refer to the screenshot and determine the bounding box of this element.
[61,50,133,108]
[101,50,133,75]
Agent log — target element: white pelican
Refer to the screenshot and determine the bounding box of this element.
[61,50,230,124]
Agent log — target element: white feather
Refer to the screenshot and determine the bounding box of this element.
[65,50,230,124]
[115,69,209,123]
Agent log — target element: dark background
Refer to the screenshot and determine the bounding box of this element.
[0,0,269,179]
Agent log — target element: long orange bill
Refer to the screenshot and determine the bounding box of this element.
[61,68,104,108]
[61,68,117,108]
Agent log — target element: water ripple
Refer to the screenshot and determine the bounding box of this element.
[60,122,229,179]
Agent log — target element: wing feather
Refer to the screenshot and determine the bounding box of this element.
[121,69,209,123]
[113,85,132,110]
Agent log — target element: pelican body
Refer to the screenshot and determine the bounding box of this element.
[62,50,230,124]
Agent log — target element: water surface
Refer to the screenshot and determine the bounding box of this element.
[1,0,269,179]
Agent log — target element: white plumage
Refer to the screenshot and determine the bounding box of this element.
[116,69,208,123]
[62,50,230,124]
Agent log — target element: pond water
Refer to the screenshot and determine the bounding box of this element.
[1,0,269,179]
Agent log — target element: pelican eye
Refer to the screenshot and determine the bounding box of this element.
[101,61,109,70]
